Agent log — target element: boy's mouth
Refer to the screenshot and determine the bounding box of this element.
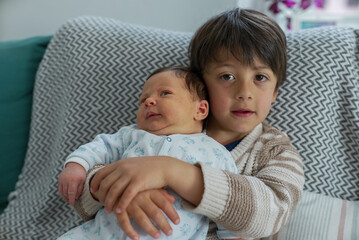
[232,109,254,118]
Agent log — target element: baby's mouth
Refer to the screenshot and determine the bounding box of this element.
[146,112,160,119]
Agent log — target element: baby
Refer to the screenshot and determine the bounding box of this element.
[58,66,239,239]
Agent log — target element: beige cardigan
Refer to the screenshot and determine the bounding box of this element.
[75,122,304,239]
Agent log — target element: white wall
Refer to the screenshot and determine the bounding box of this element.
[0,0,239,41]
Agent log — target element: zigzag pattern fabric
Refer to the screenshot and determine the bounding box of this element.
[0,16,192,239]
[0,16,358,239]
[267,27,359,200]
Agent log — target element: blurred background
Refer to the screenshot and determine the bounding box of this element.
[0,0,358,41]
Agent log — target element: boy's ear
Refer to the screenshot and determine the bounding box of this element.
[272,90,278,103]
[194,100,209,121]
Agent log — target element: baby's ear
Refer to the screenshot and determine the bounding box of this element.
[195,100,209,121]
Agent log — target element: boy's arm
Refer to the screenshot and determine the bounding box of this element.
[89,136,234,213]
[74,164,105,220]
[90,156,205,213]
[188,145,304,238]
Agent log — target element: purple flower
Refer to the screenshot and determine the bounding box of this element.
[269,2,281,14]
[267,0,326,30]
[300,0,312,10]
[314,0,325,8]
[283,0,297,8]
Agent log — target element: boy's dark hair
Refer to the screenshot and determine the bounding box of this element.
[147,66,208,101]
[189,8,287,90]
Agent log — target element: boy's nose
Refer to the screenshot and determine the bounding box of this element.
[236,82,253,100]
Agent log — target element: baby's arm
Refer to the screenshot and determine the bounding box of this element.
[58,162,86,206]
[58,133,117,206]
[59,126,129,207]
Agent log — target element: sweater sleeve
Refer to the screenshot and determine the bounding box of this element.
[74,164,105,221]
[223,149,303,238]
[186,128,304,238]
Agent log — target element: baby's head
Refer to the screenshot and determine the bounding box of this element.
[137,66,209,135]
[189,8,287,91]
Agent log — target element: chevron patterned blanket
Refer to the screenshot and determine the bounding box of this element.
[0,16,358,239]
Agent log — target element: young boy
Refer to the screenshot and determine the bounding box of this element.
[75,8,304,240]
[58,66,239,239]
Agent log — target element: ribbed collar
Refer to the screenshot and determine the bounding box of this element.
[229,123,263,160]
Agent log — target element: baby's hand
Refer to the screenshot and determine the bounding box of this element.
[58,162,86,206]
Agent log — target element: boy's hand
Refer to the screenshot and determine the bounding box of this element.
[58,162,86,206]
[115,189,179,240]
[91,156,204,214]
[90,156,170,213]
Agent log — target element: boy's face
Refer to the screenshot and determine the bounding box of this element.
[137,71,208,135]
[203,50,278,144]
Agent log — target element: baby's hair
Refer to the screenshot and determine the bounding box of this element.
[189,8,287,90]
[147,66,208,101]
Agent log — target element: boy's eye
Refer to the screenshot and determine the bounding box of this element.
[255,74,268,82]
[160,91,171,96]
[220,74,235,81]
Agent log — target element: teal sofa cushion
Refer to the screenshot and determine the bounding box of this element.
[0,36,51,214]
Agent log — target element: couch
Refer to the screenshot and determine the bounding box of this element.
[0,16,358,240]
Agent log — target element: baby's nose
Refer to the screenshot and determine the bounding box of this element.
[145,97,156,106]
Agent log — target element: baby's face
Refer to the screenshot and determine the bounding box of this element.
[137,71,203,135]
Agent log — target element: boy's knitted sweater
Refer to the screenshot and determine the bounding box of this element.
[74,122,304,239]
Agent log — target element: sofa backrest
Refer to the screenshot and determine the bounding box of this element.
[267,27,359,200]
[0,15,358,239]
